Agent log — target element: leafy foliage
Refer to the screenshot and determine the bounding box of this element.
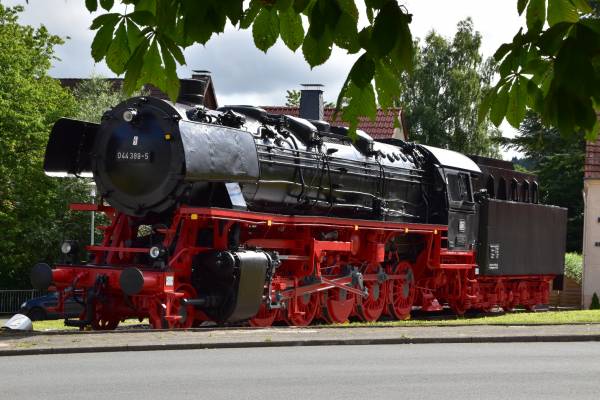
[0,5,90,288]
[480,0,600,139]
[285,89,301,107]
[500,111,584,251]
[85,0,414,137]
[397,19,501,156]
[85,0,600,141]
[564,252,583,284]
[69,75,134,122]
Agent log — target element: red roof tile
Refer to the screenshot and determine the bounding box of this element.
[261,106,406,140]
[585,119,600,178]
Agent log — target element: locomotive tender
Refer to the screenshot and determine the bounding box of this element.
[31,81,567,329]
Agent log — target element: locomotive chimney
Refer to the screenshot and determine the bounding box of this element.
[177,70,211,105]
[299,84,324,121]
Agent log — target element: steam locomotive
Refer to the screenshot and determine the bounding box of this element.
[30,82,567,329]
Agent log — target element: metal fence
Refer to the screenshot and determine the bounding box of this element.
[0,290,44,314]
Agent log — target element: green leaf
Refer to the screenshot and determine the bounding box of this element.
[518,0,530,15]
[538,22,573,53]
[336,0,359,19]
[100,0,114,11]
[159,40,180,101]
[302,28,333,67]
[128,11,156,26]
[275,0,293,11]
[240,1,260,29]
[349,53,375,88]
[86,0,98,12]
[91,19,118,62]
[490,84,510,126]
[106,21,131,75]
[374,61,400,108]
[525,77,544,110]
[90,13,120,30]
[526,0,546,32]
[135,0,156,14]
[123,39,148,95]
[570,0,593,13]
[370,1,401,57]
[506,77,528,127]
[342,81,377,137]
[333,12,360,53]
[279,7,304,51]
[548,0,579,26]
[478,90,494,123]
[139,40,164,89]
[126,19,142,53]
[161,35,186,65]
[493,43,513,62]
[252,8,280,52]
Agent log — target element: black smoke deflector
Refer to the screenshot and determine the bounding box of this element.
[44,118,98,177]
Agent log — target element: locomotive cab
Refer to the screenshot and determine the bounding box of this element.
[418,145,481,251]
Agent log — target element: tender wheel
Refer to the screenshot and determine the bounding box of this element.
[249,303,279,327]
[450,301,467,316]
[321,288,355,324]
[386,262,415,320]
[92,316,119,330]
[90,303,119,331]
[285,292,319,326]
[356,266,387,322]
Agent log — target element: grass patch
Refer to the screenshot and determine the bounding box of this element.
[33,319,149,331]
[329,310,600,328]
[29,310,600,331]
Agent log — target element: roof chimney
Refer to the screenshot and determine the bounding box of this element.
[299,84,324,121]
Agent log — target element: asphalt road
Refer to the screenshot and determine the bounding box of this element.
[2,342,599,399]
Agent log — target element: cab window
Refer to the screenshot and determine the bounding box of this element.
[447,172,473,203]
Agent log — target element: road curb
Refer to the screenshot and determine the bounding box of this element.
[2,334,600,357]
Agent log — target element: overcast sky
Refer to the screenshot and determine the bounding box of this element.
[4,0,524,157]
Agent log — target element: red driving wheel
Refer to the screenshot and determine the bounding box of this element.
[321,288,355,324]
[356,265,387,322]
[387,261,415,320]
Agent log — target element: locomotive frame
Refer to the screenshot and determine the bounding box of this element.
[35,203,553,329]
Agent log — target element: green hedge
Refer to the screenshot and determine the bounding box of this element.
[564,252,582,285]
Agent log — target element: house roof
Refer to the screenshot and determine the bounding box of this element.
[585,139,600,179]
[261,106,407,140]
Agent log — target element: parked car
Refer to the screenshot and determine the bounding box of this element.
[19,291,84,321]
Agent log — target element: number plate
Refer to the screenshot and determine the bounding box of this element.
[115,151,152,163]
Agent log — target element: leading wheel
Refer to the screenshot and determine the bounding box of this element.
[249,304,279,327]
[285,292,319,326]
[387,262,415,321]
[321,288,355,324]
[158,285,197,329]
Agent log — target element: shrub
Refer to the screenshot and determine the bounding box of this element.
[564,252,583,285]
[591,293,600,310]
